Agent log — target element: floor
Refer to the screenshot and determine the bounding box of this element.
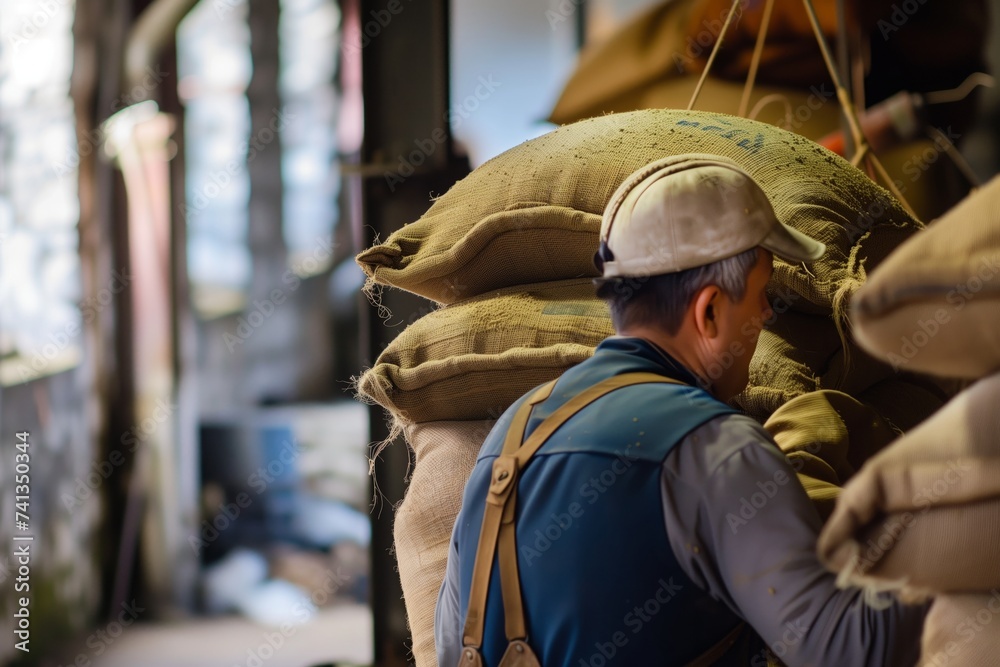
[94,604,373,667]
[54,402,377,667]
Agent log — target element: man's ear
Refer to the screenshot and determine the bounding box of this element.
[692,285,720,339]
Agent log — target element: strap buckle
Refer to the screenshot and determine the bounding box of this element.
[487,456,518,505]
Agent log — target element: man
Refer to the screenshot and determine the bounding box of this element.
[436,154,927,666]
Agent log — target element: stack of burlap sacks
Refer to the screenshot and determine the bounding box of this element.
[550,0,982,223]
[355,109,951,665]
[818,176,1000,666]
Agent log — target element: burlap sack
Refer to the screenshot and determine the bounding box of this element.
[852,175,1000,380]
[681,0,848,87]
[684,0,989,93]
[818,372,1000,598]
[552,0,987,129]
[395,419,497,667]
[357,279,613,425]
[356,109,920,313]
[548,0,692,127]
[359,280,929,429]
[920,593,1000,667]
[548,0,841,137]
[762,389,900,521]
[736,308,898,422]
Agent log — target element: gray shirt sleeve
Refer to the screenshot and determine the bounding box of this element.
[436,523,463,667]
[661,413,928,667]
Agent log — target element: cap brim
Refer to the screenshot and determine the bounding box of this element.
[759,223,826,264]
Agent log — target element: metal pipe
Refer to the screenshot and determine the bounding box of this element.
[123,0,198,94]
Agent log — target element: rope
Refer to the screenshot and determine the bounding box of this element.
[926,126,982,189]
[868,150,919,219]
[747,93,792,125]
[800,0,918,219]
[738,0,775,118]
[849,143,868,168]
[686,0,743,111]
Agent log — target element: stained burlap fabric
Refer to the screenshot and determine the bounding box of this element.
[852,175,1000,380]
[818,372,1000,598]
[395,419,497,667]
[919,593,1000,667]
[356,279,613,425]
[356,109,920,312]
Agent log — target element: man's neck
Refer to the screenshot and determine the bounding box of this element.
[616,326,714,393]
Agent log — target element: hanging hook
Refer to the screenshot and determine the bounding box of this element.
[924,73,995,106]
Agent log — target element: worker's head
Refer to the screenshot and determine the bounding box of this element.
[594,154,825,400]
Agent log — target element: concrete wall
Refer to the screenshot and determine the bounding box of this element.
[0,371,103,665]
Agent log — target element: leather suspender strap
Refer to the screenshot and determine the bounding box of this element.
[460,372,685,666]
[462,381,557,654]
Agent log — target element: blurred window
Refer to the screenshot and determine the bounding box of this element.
[279,0,340,276]
[178,0,254,316]
[0,0,81,385]
[178,0,340,318]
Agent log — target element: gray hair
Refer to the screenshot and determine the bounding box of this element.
[595,247,760,334]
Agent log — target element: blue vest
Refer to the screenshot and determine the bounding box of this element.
[453,337,747,666]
